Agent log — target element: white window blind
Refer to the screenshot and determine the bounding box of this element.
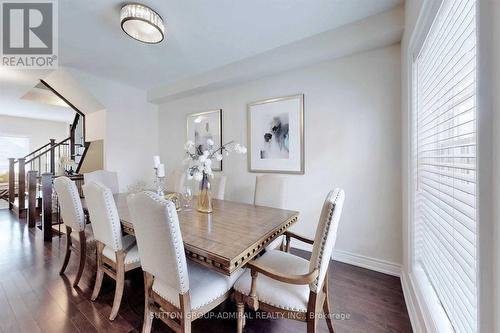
[413,0,477,332]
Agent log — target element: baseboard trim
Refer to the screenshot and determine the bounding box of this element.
[400,272,426,333]
[291,243,402,277]
[332,249,401,277]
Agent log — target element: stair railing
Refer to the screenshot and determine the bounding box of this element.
[8,110,88,220]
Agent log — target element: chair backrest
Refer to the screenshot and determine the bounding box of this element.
[166,170,186,193]
[210,174,227,200]
[254,175,286,208]
[127,191,189,295]
[54,176,86,231]
[82,181,123,251]
[84,170,119,194]
[309,189,345,293]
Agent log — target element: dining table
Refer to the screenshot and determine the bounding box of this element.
[82,193,299,276]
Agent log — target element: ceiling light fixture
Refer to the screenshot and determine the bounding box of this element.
[120,4,165,44]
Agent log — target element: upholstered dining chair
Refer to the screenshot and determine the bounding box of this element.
[254,175,287,250]
[234,188,345,333]
[127,191,243,333]
[84,170,120,194]
[82,181,141,321]
[166,170,186,193]
[54,176,93,288]
[210,174,227,200]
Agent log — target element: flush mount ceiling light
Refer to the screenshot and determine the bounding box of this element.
[120,4,165,44]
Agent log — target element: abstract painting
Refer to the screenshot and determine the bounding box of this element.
[248,94,304,174]
[186,109,223,171]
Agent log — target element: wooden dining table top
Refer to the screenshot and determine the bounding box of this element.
[82,193,298,275]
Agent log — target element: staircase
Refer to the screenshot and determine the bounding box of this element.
[7,109,89,219]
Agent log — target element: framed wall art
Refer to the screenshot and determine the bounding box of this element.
[186,109,223,171]
[247,94,304,174]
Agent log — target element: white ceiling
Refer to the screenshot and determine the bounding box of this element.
[60,0,402,90]
[0,68,75,123]
[0,0,402,121]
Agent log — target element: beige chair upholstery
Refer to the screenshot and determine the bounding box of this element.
[84,182,124,252]
[83,181,140,320]
[166,170,186,193]
[54,176,91,287]
[127,191,243,332]
[234,250,311,312]
[234,189,345,333]
[54,176,86,231]
[210,174,227,200]
[254,175,287,249]
[254,175,286,208]
[84,170,119,194]
[309,189,345,292]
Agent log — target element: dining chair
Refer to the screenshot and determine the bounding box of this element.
[84,170,120,194]
[210,174,227,200]
[166,170,186,193]
[254,175,287,250]
[127,191,243,333]
[54,176,93,288]
[82,181,141,321]
[234,188,345,333]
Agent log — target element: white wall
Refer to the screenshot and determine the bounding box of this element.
[85,110,106,142]
[65,68,159,191]
[0,115,69,151]
[157,44,402,267]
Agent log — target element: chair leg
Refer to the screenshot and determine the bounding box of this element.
[91,242,104,301]
[179,293,191,333]
[109,251,125,321]
[307,316,318,333]
[59,226,72,275]
[73,231,86,287]
[142,272,154,333]
[236,301,245,333]
[323,276,335,333]
[307,291,318,333]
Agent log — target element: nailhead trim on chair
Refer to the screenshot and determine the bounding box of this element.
[101,185,123,251]
[57,177,86,231]
[233,283,308,312]
[143,191,188,294]
[310,190,341,292]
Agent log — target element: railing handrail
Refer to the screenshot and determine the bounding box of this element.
[71,113,80,131]
[23,141,52,160]
[25,136,71,164]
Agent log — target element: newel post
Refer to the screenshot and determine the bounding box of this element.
[8,158,15,210]
[27,171,38,228]
[49,139,56,174]
[41,173,53,241]
[17,158,26,216]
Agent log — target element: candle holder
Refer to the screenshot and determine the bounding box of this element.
[154,167,165,196]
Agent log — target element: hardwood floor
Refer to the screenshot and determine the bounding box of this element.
[0,209,412,333]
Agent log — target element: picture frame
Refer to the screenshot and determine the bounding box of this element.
[186,109,223,171]
[247,94,304,174]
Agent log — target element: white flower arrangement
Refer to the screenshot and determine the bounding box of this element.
[184,139,247,180]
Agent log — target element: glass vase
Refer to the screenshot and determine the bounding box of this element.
[197,172,213,213]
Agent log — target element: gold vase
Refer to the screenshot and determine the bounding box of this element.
[197,172,213,213]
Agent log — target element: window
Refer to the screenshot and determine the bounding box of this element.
[412,0,477,332]
[0,135,30,178]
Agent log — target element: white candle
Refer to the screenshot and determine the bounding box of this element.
[153,155,161,168]
[157,164,165,178]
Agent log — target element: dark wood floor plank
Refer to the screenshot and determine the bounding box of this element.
[0,283,21,332]
[0,209,412,333]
